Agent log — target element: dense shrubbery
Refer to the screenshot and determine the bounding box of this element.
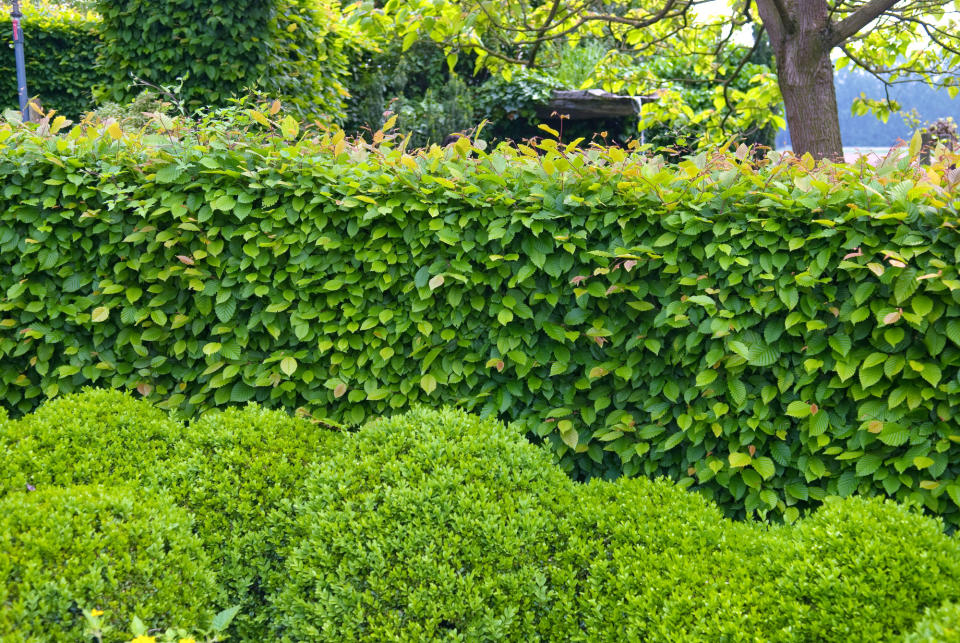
[0,1,103,119]
[0,118,959,526]
[163,404,344,639]
[273,406,575,639]
[0,485,220,641]
[905,602,960,642]
[2,392,958,640]
[272,406,960,641]
[0,388,185,495]
[94,0,361,120]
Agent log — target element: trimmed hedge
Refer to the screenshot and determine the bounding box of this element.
[1,393,958,639]
[0,1,103,119]
[271,406,960,641]
[1,122,960,525]
[0,485,220,641]
[905,602,960,642]
[0,388,341,640]
[94,0,356,120]
[163,404,344,639]
[0,388,185,495]
[272,406,575,639]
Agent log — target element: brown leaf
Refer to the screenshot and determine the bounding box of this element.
[177,255,195,266]
[882,310,902,325]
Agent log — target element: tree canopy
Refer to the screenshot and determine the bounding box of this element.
[361,0,960,158]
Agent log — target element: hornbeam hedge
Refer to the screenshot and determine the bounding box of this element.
[1,116,959,524]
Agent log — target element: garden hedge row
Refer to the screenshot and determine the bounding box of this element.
[0,1,103,119]
[1,120,960,525]
[94,0,356,120]
[2,391,959,641]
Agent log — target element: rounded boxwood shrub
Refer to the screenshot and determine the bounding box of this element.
[773,497,960,641]
[905,602,960,642]
[162,404,345,639]
[0,485,220,641]
[272,406,960,641]
[270,406,576,641]
[558,484,960,641]
[0,388,185,495]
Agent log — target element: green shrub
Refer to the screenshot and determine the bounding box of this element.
[0,388,185,495]
[559,485,960,641]
[0,1,103,119]
[904,601,960,642]
[163,404,344,640]
[0,485,220,641]
[93,0,359,120]
[1,120,960,524]
[271,406,575,640]
[271,407,960,640]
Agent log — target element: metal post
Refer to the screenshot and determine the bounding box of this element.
[10,0,30,122]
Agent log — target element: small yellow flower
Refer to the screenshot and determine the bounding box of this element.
[179,639,196,643]
[90,609,104,617]
[130,636,156,643]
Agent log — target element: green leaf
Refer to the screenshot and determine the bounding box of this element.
[558,419,578,448]
[202,342,222,356]
[215,298,237,323]
[653,232,676,246]
[211,606,241,632]
[420,373,437,394]
[878,423,909,446]
[786,401,811,418]
[913,456,934,469]
[856,453,883,477]
[828,334,851,357]
[696,369,718,387]
[751,456,775,480]
[921,363,942,387]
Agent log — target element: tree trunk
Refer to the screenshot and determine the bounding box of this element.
[756,0,845,161]
[777,46,844,160]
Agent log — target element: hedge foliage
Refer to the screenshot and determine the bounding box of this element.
[2,392,959,640]
[0,485,220,641]
[1,118,960,525]
[0,388,185,495]
[272,406,960,641]
[905,602,960,642]
[273,406,576,639]
[94,0,359,120]
[0,389,339,640]
[0,1,103,119]
[162,404,344,639]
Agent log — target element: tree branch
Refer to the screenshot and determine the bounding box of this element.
[827,0,900,47]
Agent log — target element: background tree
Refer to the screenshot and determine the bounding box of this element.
[368,0,960,159]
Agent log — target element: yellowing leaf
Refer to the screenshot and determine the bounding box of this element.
[91,306,109,323]
[280,356,298,376]
[333,382,347,398]
[106,122,123,140]
[269,100,282,115]
[248,110,271,127]
[420,374,437,394]
[280,115,299,139]
[729,452,752,468]
[50,115,69,134]
[428,275,444,290]
[558,419,578,448]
